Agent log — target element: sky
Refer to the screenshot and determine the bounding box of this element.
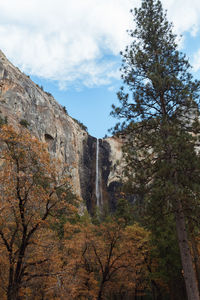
[1,0,200,138]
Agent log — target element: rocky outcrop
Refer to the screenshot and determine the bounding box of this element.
[0,50,123,212]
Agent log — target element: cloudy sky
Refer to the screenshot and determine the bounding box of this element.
[1,0,200,137]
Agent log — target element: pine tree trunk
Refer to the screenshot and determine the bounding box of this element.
[191,234,200,292]
[174,197,199,300]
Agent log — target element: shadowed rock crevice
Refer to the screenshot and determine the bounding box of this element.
[45,133,56,152]
[79,135,97,213]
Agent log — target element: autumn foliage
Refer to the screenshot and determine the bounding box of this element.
[1,124,196,299]
[0,125,152,300]
[0,125,77,299]
[57,220,149,300]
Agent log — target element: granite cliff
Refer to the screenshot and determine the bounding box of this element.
[0,50,123,213]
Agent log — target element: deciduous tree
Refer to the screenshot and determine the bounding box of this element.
[0,125,76,300]
[62,220,150,300]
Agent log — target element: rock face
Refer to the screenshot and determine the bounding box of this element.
[0,50,123,213]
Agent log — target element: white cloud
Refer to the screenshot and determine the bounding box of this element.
[162,0,200,36]
[0,0,200,88]
[192,49,200,72]
[0,0,135,88]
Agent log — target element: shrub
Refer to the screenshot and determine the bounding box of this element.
[19,119,30,128]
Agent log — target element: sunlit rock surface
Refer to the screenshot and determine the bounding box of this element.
[0,50,123,212]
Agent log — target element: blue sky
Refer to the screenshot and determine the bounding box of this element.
[30,55,122,138]
[1,0,200,138]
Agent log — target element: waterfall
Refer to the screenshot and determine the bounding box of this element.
[96,138,100,207]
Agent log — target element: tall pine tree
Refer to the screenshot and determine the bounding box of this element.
[112,0,200,299]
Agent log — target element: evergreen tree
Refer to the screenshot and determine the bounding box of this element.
[111,0,200,299]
